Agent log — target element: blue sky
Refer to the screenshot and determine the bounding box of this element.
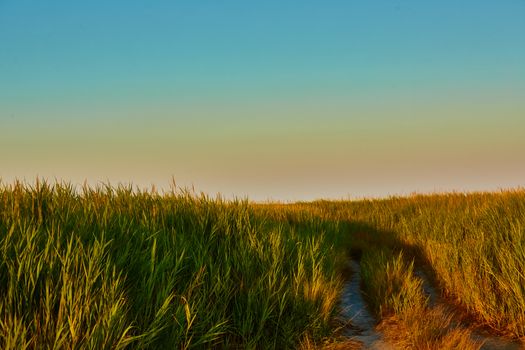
[1,1,524,200]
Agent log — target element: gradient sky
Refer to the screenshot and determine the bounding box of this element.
[1,1,524,201]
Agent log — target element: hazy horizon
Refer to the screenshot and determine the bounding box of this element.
[2,1,524,201]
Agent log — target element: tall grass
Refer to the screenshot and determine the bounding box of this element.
[2,180,523,347]
[360,247,480,349]
[305,190,525,339]
[360,249,426,317]
[0,181,345,349]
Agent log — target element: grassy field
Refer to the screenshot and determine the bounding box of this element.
[0,181,349,349]
[299,191,525,348]
[0,181,524,349]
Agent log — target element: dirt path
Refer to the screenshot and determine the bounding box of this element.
[340,260,393,350]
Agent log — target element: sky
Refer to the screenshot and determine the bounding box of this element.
[1,0,524,201]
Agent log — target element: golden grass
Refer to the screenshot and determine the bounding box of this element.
[378,307,482,350]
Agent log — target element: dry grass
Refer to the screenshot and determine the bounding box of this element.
[299,334,363,350]
[358,246,481,349]
[302,190,525,339]
[378,307,482,350]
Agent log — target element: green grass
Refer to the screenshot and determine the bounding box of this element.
[360,249,426,317]
[1,180,524,348]
[0,181,345,349]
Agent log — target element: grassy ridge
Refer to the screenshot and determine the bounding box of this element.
[0,181,345,349]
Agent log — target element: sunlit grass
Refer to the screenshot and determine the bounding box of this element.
[304,190,525,340]
[359,247,480,349]
[1,180,523,348]
[0,181,344,349]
